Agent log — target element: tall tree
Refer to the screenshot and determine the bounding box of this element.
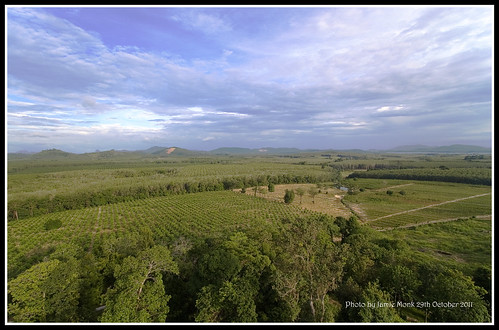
[295,187,306,204]
[425,269,490,322]
[195,232,272,322]
[308,187,319,204]
[101,245,179,323]
[274,216,344,322]
[8,260,60,322]
[41,257,81,322]
[357,281,403,323]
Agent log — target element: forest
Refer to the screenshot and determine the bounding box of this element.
[6,149,492,323]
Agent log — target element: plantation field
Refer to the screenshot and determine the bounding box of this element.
[7,190,329,279]
[7,161,330,201]
[341,178,492,229]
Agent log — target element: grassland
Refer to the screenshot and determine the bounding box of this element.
[236,183,352,218]
[388,217,492,274]
[340,178,492,228]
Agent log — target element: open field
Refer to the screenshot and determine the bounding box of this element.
[235,183,352,218]
[387,217,492,273]
[340,178,492,228]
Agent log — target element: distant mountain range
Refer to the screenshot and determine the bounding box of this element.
[385,144,492,153]
[8,144,491,159]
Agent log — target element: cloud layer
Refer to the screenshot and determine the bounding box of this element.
[7,6,493,152]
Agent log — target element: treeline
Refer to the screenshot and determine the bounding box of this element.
[8,173,331,221]
[329,163,409,171]
[7,216,491,323]
[347,168,491,186]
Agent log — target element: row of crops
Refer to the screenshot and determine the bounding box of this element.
[347,167,491,185]
[7,190,329,278]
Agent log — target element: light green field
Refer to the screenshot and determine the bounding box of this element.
[341,179,491,228]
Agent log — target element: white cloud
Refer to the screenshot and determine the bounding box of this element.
[376,105,405,113]
[6,6,493,152]
[171,11,231,34]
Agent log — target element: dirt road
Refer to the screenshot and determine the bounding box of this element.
[371,193,491,222]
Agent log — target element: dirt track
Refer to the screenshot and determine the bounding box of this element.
[371,193,491,222]
[375,214,491,231]
[374,183,414,192]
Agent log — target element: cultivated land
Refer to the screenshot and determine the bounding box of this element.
[6,147,493,323]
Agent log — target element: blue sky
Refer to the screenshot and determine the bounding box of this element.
[6,5,493,153]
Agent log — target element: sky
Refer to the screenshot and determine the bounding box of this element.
[6,5,493,153]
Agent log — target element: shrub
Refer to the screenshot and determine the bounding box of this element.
[44,219,62,231]
[284,189,295,204]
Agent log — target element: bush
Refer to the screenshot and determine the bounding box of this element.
[44,219,62,231]
[284,189,295,204]
[386,190,394,195]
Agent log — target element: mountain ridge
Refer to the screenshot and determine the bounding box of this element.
[8,144,491,159]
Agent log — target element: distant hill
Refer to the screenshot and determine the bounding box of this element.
[31,148,75,159]
[210,147,311,155]
[138,146,205,157]
[7,144,491,161]
[387,144,491,153]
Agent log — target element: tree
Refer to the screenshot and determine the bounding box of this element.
[78,253,104,322]
[284,189,295,204]
[195,232,272,322]
[295,187,306,204]
[335,216,360,241]
[357,281,403,322]
[308,187,319,204]
[379,264,421,309]
[8,260,60,322]
[101,245,179,322]
[41,257,81,322]
[425,269,490,322]
[273,216,345,322]
[268,183,275,192]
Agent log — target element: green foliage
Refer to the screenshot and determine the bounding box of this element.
[101,245,179,322]
[273,216,344,322]
[41,257,81,322]
[44,218,62,231]
[284,189,295,204]
[357,281,404,323]
[8,260,60,322]
[425,269,490,322]
[335,216,360,241]
[348,168,491,186]
[6,152,493,323]
[195,232,272,322]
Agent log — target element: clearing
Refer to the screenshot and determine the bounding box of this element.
[235,183,353,219]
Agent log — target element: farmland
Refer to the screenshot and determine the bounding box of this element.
[6,148,493,323]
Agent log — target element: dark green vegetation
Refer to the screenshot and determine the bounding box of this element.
[6,147,492,323]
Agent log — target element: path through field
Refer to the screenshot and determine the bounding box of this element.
[374,183,415,192]
[375,214,491,231]
[371,193,491,222]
